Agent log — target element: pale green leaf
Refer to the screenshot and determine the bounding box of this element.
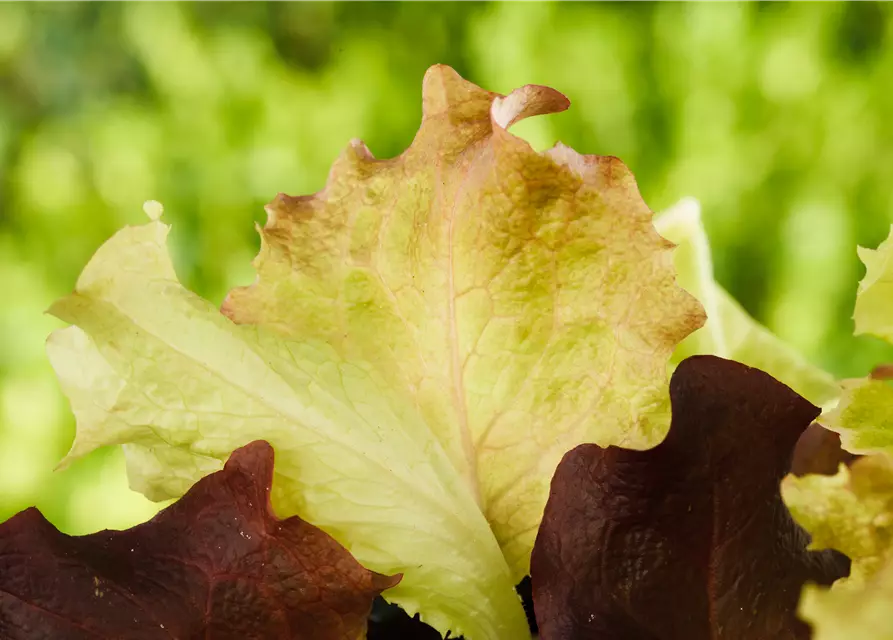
[655,198,838,408]
[822,225,893,454]
[783,455,893,639]
[800,560,893,640]
[854,226,893,343]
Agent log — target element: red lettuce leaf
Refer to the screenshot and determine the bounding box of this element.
[530,355,849,640]
[0,441,399,640]
[790,422,857,477]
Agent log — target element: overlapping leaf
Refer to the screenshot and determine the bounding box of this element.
[655,198,839,408]
[655,198,849,475]
[530,356,848,640]
[46,66,704,639]
[783,455,893,639]
[784,454,893,591]
[798,560,893,640]
[0,441,398,640]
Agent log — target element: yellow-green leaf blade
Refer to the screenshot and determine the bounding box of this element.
[822,226,893,454]
[854,226,893,343]
[48,220,528,639]
[783,455,893,639]
[222,67,704,579]
[800,560,893,640]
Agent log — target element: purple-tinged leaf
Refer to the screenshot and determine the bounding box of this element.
[531,356,849,640]
[0,441,399,640]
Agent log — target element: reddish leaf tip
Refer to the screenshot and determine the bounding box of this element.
[372,571,404,592]
[491,83,570,130]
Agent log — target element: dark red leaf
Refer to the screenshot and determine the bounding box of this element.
[530,355,849,640]
[790,422,857,477]
[0,441,400,640]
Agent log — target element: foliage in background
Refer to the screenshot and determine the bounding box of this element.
[1,2,893,534]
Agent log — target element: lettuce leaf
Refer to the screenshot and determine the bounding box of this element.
[784,455,893,592]
[780,227,893,638]
[798,560,893,640]
[46,66,704,639]
[821,225,893,453]
[783,455,893,639]
[0,441,399,639]
[790,423,856,478]
[530,355,848,640]
[654,198,839,409]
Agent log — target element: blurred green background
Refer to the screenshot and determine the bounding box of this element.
[2,1,893,534]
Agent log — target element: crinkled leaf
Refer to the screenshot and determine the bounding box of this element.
[783,454,893,637]
[781,228,893,639]
[853,226,893,344]
[798,558,893,640]
[784,454,893,590]
[824,376,893,456]
[822,225,893,453]
[530,355,849,640]
[46,65,704,639]
[0,441,399,640]
[655,198,839,408]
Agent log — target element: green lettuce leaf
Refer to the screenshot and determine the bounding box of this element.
[853,226,893,344]
[783,455,893,591]
[46,66,704,639]
[798,559,893,640]
[783,455,893,638]
[819,225,893,454]
[781,227,893,639]
[654,197,839,408]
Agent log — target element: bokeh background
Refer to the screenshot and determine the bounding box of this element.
[2,1,893,534]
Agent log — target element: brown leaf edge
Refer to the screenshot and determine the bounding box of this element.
[530,355,849,640]
[0,440,400,640]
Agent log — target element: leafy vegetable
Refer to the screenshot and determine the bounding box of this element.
[530,355,849,640]
[798,561,893,640]
[779,227,893,639]
[44,65,704,639]
[784,455,893,592]
[0,441,399,640]
[783,455,893,639]
[654,197,839,409]
[821,225,893,453]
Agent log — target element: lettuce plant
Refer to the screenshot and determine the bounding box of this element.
[38,65,706,639]
[0,66,887,639]
[780,226,893,640]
